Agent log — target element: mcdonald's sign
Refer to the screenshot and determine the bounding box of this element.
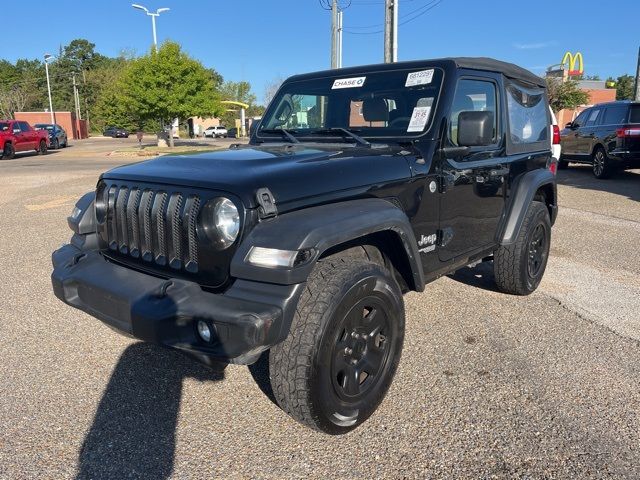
[561,51,584,76]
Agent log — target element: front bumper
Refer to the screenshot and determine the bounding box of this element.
[52,244,300,365]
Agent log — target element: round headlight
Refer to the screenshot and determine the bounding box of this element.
[213,197,240,247]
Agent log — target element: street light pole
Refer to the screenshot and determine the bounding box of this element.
[131,4,170,49]
[44,54,55,124]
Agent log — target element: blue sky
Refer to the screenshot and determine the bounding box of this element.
[2,0,638,103]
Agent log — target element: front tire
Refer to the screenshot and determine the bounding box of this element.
[53,138,60,149]
[269,250,405,434]
[2,142,15,159]
[494,201,551,295]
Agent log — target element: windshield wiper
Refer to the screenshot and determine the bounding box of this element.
[312,128,371,148]
[260,128,299,144]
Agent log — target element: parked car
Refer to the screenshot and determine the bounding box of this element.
[34,123,68,149]
[0,120,49,159]
[549,107,561,162]
[226,127,238,138]
[204,126,228,138]
[53,57,557,434]
[559,100,640,178]
[103,126,129,138]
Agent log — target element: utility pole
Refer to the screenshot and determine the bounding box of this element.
[72,74,81,139]
[384,0,398,63]
[337,10,343,68]
[331,0,338,68]
[635,46,640,101]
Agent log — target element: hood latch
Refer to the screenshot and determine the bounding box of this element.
[256,188,278,219]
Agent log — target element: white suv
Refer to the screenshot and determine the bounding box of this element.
[204,126,228,138]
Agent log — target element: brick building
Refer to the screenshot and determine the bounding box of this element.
[14,111,88,140]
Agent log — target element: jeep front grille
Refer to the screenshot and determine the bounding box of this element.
[104,184,201,273]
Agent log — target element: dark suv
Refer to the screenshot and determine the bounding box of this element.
[52,58,557,434]
[559,100,640,178]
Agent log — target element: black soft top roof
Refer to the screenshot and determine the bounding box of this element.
[287,57,546,88]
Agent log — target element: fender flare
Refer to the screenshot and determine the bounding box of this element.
[500,169,557,245]
[230,198,425,290]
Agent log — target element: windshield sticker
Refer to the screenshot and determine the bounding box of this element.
[332,76,366,89]
[407,106,432,132]
[405,69,434,87]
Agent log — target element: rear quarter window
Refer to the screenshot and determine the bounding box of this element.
[630,105,640,123]
[506,83,548,144]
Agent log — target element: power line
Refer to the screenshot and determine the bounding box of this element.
[344,0,442,34]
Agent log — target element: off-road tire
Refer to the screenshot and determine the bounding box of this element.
[494,201,551,295]
[592,146,612,179]
[2,142,15,159]
[37,140,47,155]
[269,249,405,434]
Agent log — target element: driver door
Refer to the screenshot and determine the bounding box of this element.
[438,75,506,262]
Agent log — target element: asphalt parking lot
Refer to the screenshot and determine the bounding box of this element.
[1,138,639,478]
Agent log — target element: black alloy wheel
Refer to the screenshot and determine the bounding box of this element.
[527,224,547,279]
[3,142,15,159]
[330,299,391,402]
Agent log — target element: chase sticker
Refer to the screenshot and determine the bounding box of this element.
[407,106,432,132]
[405,69,434,87]
[332,76,366,89]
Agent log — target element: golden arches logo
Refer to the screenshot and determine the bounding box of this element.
[562,51,584,76]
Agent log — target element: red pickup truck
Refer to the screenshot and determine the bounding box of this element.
[1,120,49,159]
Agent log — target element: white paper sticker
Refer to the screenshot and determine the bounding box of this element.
[407,106,432,132]
[405,69,434,87]
[332,76,366,89]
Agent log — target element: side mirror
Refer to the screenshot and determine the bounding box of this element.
[457,111,494,147]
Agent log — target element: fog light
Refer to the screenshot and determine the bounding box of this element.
[197,320,211,342]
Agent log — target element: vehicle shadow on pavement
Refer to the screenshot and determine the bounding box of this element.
[76,342,224,480]
[247,352,278,406]
[557,167,640,202]
[447,260,500,292]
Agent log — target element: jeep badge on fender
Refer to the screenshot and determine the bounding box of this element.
[51,58,557,434]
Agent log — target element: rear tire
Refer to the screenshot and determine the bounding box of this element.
[494,201,551,295]
[37,140,47,155]
[2,142,15,159]
[269,249,405,434]
[592,147,612,179]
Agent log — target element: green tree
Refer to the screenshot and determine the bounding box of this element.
[118,42,223,146]
[546,78,589,113]
[613,74,635,100]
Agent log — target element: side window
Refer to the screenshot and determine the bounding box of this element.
[449,79,498,146]
[20,122,31,133]
[573,110,589,128]
[506,83,548,144]
[584,108,601,127]
[602,105,629,125]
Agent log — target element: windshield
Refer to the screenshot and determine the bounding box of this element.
[259,67,443,141]
[0,122,9,132]
[35,124,55,131]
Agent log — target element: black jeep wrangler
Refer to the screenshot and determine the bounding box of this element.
[52,58,557,434]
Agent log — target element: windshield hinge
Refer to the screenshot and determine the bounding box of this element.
[256,188,278,219]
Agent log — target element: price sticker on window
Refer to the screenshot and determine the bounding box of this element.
[407,106,432,132]
[405,69,434,87]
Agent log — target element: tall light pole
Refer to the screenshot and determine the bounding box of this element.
[44,54,55,124]
[131,4,170,48]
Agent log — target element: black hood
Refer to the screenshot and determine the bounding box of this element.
[103,144,413,211]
